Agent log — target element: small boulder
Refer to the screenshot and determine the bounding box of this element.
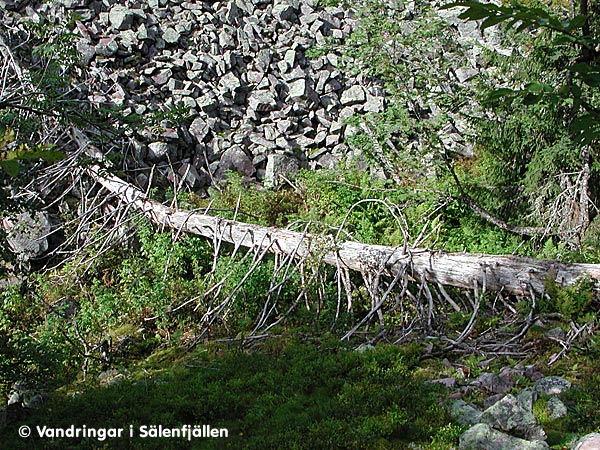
[109,5,134,31]
[248,91,278,112]
[95,37,118,57]
[147,142,173,162]
[3,211,52,260]
[189,117,211,143]
[217,146,255,178]
[449,399,482,427]
[272,4,297,21]
[533,376,571,396]
[460,423,549,450]
[471,372,512,394]
[162,27,181,44]
[546,396,568,419]
[264,153,299,188]
[340,85,366,105]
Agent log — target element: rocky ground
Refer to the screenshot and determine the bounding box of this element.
[439,367,599,449]
[2,0,506,194]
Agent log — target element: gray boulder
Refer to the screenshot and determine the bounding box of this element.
[189,117,211,143]
[272,4,297,22]
[248,91,278,112]
[460,423,549,450]
[2,211,52,260]
[76,40,96,65]
[264,153,299,188]
[450,399,482,427]
[546,396,568,419]
[217,146,255,178]
[340,85,365,106]
[544,327,566,340]
[109,5,134,31]
[98,369,131,386]
[178,163,209,189]
[95,37,118,57]
[471,372,513,394]
[7,381,46,410]
[480,394,546,441]
[148,142,174,162]
[534,376,572,396]
[162,27,181,44]
[287,79,318,105]
[517,388,536,412]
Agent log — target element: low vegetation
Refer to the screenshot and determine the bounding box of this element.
[1,340,464,450]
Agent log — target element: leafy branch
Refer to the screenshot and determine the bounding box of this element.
[0,129,65,177]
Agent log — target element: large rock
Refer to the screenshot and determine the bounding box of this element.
[178,163,209,189]
[516,388,536,412]
[272,3,297,22]
[480,394,546,441]
[248,91,278,112]
[189,117,211,143]
[217,146,255,178]
[450,399,482,427]
[162,27,181,44]
[471,372,512,394]
[2,211,52,260]
[264,153,299,188]
[95,37,118,57]
[109,5,134,31]
[533,376,572,396]
[287,78,319,105]
[574,433,600,450]
[147,142,174,162]
[7,381,46,410]
[460,423,549,450]
[546,396,567,419]
[340,85,366,106]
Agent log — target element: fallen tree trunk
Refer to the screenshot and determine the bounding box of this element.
[88,165,600,297]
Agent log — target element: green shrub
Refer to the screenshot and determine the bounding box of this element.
[540,277,596,322]
[0,286,80,397]
[1,341,456,449]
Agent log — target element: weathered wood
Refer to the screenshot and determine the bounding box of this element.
[88,165,600,297]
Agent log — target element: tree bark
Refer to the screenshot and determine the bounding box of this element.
[87,165,600,297]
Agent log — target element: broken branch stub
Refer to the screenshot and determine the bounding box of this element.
[88,165,600,297]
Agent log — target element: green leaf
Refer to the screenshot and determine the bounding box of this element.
[7,147,65,163]
[484,88,517,104]
[524,82,546,93]
[557,85,571,97]
[0,160,21,177]
[570,63,593,74]
[439,1,480,10]
[515,20,531,32]
[567,14,587,31]
[458,8,492,21]
[581,73,600,88]
[480,15,506,30]
[522,93,542,105]
[553,34,578,45]
[571,114,600,145]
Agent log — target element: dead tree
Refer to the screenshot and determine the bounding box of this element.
[87,164,600,298]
